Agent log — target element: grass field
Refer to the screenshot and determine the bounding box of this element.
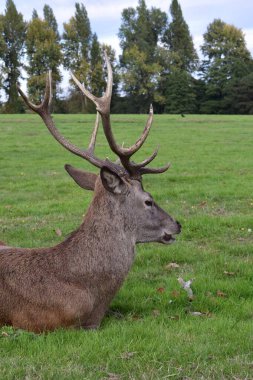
[0,113,252,379]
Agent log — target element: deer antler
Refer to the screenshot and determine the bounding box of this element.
[71,52,170,177]
[17,72,122,173]
[18,55,170,179]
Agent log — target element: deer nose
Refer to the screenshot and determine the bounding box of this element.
[176,221,182,233]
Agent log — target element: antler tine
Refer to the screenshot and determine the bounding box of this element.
[139,162,171,175]
[104,50,113,101]
[17,71,52,114]
[71,73,99,109]
[119,105,153,157]
[18,72,106,170]
[131,146,159,169]
[88,112,100,153]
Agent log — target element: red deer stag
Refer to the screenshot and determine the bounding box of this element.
[0,53,181,332]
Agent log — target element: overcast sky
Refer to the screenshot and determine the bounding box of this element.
[1,0,253,57]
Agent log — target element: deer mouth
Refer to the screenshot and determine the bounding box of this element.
[161,233,175,245]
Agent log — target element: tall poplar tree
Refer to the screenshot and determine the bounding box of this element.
[0,0,26,113]
[43,4,60,41]
[32,9,39,19]
[62,3,91,79]
[90,33,103,97]
[26,16,62,104]
[119,0,167,112]
[161,0,198,113]
[62,2,92,111]
[163,0,198,72]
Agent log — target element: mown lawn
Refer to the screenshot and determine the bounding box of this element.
[0,113,252,379]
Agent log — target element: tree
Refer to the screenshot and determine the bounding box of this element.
[0,15,5,100]
[26,16,62,104]
[62,2,91,75]
[163,0,198,72]
[163,69,197,113]
[43,4,60,41]
[32,9,39,19]
[223,72,253,114]
[200,19,252,113]
[119,0,167,112]
[62,2,92,111]
[159,0,198,114]
[0,0,26,113]
[90,33,103,97]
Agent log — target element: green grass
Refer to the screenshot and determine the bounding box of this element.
[0,113,253,379]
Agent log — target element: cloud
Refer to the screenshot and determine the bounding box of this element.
[243,28,253,54]
[99,35,122,57]
[193,34,204,56]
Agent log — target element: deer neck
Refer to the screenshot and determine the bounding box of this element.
[85,188,136,247]
[58,186,137,275]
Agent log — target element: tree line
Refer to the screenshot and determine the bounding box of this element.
[0,0,253,114]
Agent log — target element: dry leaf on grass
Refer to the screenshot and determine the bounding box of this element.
[170,315,180,320]
[199,201,207,208]
[189,311,212,317]
[171,290,180,298]
[216,290,227,298]
[120,351,136,360]
[55,228,62,237]
[224,271,236,276]
[156,287,165,293]
[106,373,121,380]
[152,309,161,317]
[165,262,180,270]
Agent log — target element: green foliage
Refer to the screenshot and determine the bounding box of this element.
[43,4,60,41]
[62,3,119,114]
[223,72,253,114]
[90,33,104,97]
[32,9,38,20]
[119,0,167,54]
[121,45,163,113]
[0,0,26,113]
[118,0,200,114]
[200,19,253,114]
[119,0,167,112]
[62,2,91,75]
[163,0,198,72]
[26,17,62,104]
[158,0,199,114]
[0,114,253,378]
[62,2,92,112]
[163,70,197,114]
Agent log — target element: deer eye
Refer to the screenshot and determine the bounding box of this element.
[145,200,153,207]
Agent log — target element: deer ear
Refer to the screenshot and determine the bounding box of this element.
[65,164,98,191]
[100,167,125,194]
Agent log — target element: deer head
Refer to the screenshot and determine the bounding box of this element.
[17,53,181,246]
